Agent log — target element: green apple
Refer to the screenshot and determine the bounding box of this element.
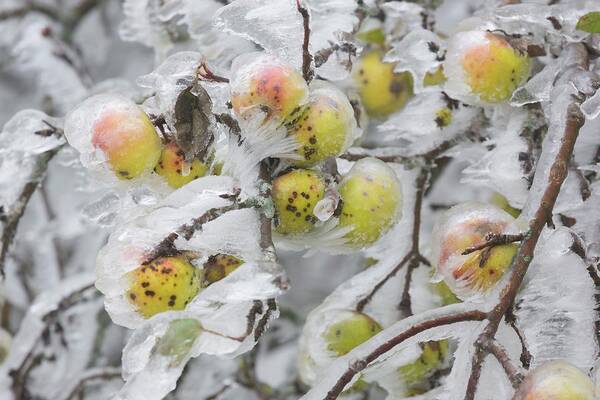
[338,158,402,247]
[287,83,355,166]
[323,312,383,356]
[353,51,413,117]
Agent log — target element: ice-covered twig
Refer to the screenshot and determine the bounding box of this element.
[143,191,244,263]
[485,341,523,388]
[461,233,525,256]
[504,307,532,369]
[302,306,487,400]
[296,0,314,82]
[0,140,63,278]
[463,43,591,400]
[355,150,444,314]
[61,366,122,400]
[2,277,98,399]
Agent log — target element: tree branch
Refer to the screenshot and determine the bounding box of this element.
[464,44,589,400]
[322,309,487,400]
[0,146,62,278]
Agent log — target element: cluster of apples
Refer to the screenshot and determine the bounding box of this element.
[66,94,213,189]
[229,54,403,248]
[271,157,402,248]
[126,253,243,318]
[317,310,451,395]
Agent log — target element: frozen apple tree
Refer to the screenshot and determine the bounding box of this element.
[2,0,600,399]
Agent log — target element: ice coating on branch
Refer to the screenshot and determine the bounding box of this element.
[461,109,530,208]
[515,228,597,371]
[214,0,304,69]
[304,0,360,81]
[384,29,445,94]
[0,274,98,399]
[215,0,360,78]
[117,292,281,399]
[0,110,64,227]
[378,88,478,155]
[157,0,254,65]
[431,202,523,301]
[0,110,64,155]
[299,304,487,399]
[119,0,173,61]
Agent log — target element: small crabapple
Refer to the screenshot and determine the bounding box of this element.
[156,318,202,366]
[338,158,402,247]
[433,203,519,298]
[230,54,308,121]
[202,254,243,287]
[323,312,382,356]
[272,169,326,235]
[154,142,210,188]
[398,340,449,395]
[91,107,162,180]
[287,82,356,166]
[353,51,413,117]
[126,256,201,318]
[445,31,530,104]
[513,361,595,400]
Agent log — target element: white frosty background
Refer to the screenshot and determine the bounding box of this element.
[1,0,600,399]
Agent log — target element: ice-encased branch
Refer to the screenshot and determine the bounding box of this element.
[0,141,63,278]
[464,42,592,400]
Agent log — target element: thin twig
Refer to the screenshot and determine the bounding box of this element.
[461,233,525,256]
[1,146,62,278]
[322,310,488,400]
[296,0,314,82]
[486,341,523,388]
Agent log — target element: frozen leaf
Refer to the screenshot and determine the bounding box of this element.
[173,85,215,162]
[576,11,600,33]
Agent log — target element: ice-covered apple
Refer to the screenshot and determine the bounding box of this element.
[353,51,413,117]
[444,30,530,104]
[398,341,449,395]
[202,253,243,287]
[272,169,327,235]
[287,82,357,166]
[91,106,162,180]
[126,256,201,318]
[154,142,210,188]
[338,158,402,247]
[323,311,382,356]
[230,53,308,121]
[513,361,595,400]
[432,202,520,299]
